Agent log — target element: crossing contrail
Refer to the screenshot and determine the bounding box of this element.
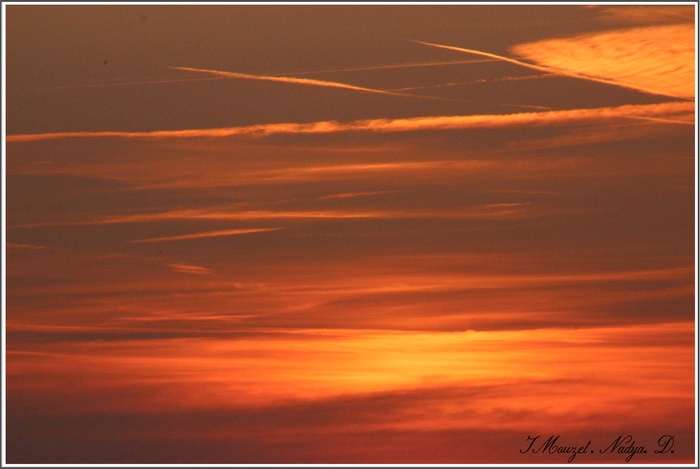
[170,65,550,110]
[284,58,496,75]
[19,59,493,91]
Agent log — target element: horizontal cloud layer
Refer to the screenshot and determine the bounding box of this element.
[6,101,693,143]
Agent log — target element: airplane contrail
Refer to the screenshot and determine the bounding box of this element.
[170,65,549,110]
[18,59,493,92]
[132,227,285,243]
[284,58,496,75]
[169,66,408,98]
[390,73,556,92]
[405,38,693,101]
[19,76,231,91]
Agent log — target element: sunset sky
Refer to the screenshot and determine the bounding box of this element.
[3,3,698,465]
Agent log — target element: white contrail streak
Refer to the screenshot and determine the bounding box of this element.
[286,58,496,75]
[169,66,407,97]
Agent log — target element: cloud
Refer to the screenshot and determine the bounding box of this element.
[9,209,398,228]
[167,263,214,275]
[7,404,695,463]
[8,321,694,405]
[589,5,696,25]
[8,322,694,439]
[319,190,399,200]
[10,201,545,231]
[6,101,693,143]
[511,24,695,100]
[6,242,47,250]
[407,36,694,100]
[7,249,694,340]
[509,116,695,151]
[131,227,284,243]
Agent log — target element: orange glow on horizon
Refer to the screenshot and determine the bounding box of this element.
[8,323,694,437]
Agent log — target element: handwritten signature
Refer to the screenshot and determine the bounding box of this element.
[520,434,675,462]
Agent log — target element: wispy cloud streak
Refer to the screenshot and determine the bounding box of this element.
[10,210,396,228]
[167,263,215,275]
[6,242,47,250]
[6,101,693,143]
[10,202,538,230]
[319,191,399,200]
[131,227,284,243]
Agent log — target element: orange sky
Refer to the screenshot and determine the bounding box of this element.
[3,3,698,465]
